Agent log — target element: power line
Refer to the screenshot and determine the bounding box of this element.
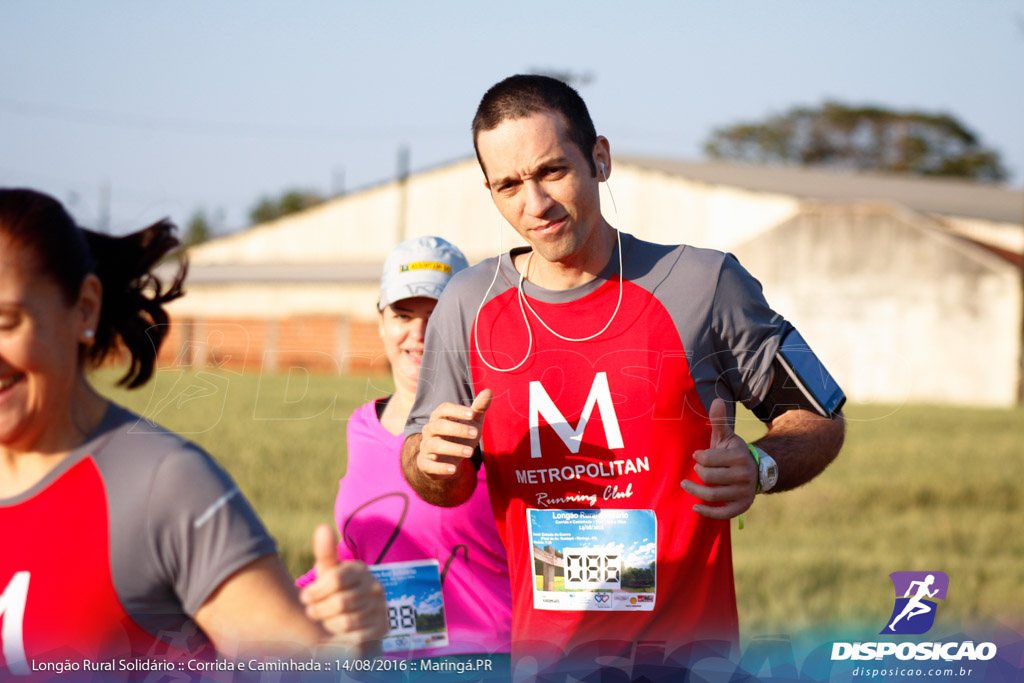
[0,97,461,141]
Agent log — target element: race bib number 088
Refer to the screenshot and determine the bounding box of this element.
[563,548,621,590]
[527,509,656,612]
[369,560,449,653]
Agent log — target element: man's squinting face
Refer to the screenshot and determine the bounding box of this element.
[477,111,608,268]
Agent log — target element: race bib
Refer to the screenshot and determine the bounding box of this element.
[369,559,449,653]
[526,509,656,611]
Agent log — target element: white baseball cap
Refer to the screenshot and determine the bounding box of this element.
[378,236,469,310]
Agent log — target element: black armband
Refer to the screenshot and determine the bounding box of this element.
[752,329,846,422]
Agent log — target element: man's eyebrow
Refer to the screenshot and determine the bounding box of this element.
[489,173,516,188]
[490,156,572,187]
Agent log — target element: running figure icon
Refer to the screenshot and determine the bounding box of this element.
[888,574,939,631]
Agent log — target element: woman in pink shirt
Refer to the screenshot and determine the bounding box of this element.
[300,236,512,665]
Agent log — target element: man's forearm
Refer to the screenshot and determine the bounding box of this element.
[401,433,479,507]
[755,409,845,492]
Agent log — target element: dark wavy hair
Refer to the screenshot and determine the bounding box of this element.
[472,74,598,176]
[0,188,187,388]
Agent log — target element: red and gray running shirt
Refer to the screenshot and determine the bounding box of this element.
[0,403,276,677]
[406,233,792,659]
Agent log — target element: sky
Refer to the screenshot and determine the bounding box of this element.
[2,1,1022,235]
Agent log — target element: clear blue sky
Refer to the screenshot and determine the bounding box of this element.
[2,1,1022,234]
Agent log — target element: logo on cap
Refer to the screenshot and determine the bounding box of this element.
[400,261,452,273]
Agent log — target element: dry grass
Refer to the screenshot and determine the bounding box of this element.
[97,369,1024,634]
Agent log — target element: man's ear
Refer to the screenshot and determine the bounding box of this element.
[593,135,611,180]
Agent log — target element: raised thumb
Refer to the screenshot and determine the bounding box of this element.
[313,523,339,575]
[470,389,493,418]
[708,398,734,449]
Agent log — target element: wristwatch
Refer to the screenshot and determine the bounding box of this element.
[748,445,778,493]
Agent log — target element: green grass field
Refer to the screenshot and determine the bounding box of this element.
[96,367,1024,637]
[535,576,566,592]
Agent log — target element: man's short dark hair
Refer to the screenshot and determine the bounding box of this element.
[472,74,598,176]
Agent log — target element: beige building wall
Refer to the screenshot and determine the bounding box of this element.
[608,165,801,250]
[733,204,1022,407]
[171,158,1023,406]
[167,283,379,318]
[187,159,805,272]
[939,215,1024,255]
[189,160,508,267]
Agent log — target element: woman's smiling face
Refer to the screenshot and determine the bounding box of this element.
[379,296,437,395]
[0,242,86,452]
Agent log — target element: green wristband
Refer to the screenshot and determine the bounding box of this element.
[747,444,761,494]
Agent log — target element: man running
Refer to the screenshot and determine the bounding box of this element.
[402,74,846,677]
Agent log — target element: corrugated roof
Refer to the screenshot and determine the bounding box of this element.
[619,156,1024,225]
[158,262,381,285]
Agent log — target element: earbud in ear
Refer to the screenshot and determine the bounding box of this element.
[599,162,607,180]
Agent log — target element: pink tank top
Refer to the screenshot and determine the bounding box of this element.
[298,400,511,656]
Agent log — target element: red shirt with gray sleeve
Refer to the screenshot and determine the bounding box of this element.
[406,233,794,665]
[0,403,276,676]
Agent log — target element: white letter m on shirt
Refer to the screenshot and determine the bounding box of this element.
[529,371,624,458]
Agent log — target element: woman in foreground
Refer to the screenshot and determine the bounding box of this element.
[0,188,386,676]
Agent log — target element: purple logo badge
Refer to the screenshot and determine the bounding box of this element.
[881,571,949,635]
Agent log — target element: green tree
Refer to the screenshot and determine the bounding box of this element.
[415,611,446,633]
[184,209,213,247]
[621,567,655,590]
[704,101,1007,182]
[248,189,325,225]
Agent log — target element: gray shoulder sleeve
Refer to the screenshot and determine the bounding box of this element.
[405,259,506,439]
[147,444,278,615]
[93,407,278,636]
[710,254,791,408]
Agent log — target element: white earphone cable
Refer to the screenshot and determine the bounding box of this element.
[473,219,534,372]
[517,228,622,343]
[473,167,622,372]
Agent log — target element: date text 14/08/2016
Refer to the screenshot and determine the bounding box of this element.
[339,658,496,674]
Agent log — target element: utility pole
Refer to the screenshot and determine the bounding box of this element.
[332,166,345,197]
[1018,189,1024,404]
[395,145,410,244]
[97,179,111,232]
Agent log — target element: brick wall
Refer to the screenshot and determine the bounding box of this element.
[347,319,389,373]
[156,315,387,374]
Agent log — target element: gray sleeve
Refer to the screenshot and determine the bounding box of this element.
[405,268,486,439]
[710,254,791,408]
[148,444,278,615]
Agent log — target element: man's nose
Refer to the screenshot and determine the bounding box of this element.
[523,181,554,218]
